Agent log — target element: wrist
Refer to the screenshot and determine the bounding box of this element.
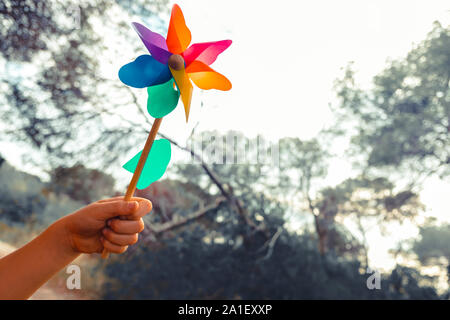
[47,217,81,260]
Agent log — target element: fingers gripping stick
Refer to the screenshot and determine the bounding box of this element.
[101,118,162,259]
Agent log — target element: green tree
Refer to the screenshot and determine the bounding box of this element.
[49,164,116,204]
[0,0,168,170]
[413,222,450,284]
[102,180,439,300]
[334,22,450,180]
[276,137,421,264]
[313,177,422,266]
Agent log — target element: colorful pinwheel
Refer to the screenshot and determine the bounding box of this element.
[103,3,231,258]
[118,3,232,122]
[117,2,231,194]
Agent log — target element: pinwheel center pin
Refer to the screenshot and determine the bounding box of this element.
[168,54,184,70]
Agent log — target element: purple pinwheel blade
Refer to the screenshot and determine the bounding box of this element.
[132,22,172,65]
[118,55,172,88]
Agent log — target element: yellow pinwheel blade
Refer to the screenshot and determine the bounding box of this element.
[169,65,193,122]
[186,61,232,91]
[166,4,192,54]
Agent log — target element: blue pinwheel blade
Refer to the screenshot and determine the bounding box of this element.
[118,55,172,88]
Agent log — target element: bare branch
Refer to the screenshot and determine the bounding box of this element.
[150,197,226,234]
[258,227,283,261]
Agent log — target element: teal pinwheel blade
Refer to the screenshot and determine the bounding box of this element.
[147,79,180,118]
[123,139,171,189]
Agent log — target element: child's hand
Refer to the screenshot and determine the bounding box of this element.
[59,197,152,255]
[0,196,152,299]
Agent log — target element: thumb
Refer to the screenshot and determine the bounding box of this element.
[91,200,139,220]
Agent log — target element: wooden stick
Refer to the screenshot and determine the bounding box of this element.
[101,118,163,259]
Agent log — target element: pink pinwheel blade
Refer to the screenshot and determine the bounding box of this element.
[183,40,232,66]
[132,22,172,64]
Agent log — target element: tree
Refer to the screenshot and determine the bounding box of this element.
[276,137,421,264]
[101,180,439,300]
[413,222,450,288]
[313,177,422,266]
[175,130,275,232]
[413,223,450,264]
[334,22,450,181]
[49,164,116,204]
[277,137,331,254]
[0,0,168,171]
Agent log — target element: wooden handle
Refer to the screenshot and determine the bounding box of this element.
[101,118,163,259]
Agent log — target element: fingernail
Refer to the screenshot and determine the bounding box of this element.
[128,201,138,211]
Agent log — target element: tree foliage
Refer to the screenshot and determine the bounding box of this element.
[413,223,450,265]
[334,22,450,179]
[0,0,168,169]
[49,164,116,204]
[102,182,438,299]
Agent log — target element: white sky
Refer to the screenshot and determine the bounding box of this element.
[172,0,450,140]
[1,0,449,272]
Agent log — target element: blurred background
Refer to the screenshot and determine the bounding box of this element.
[0,0,449,299]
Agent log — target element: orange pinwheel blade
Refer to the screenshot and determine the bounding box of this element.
[166,4,191,54]
[186,61,232,91]
[169,65,193,122]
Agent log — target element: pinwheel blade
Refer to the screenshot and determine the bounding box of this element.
[118,55,172,88]
[183,40,232,66]
[147,79,180,118]
[169,65,193,122]
[122,139,171,190]
[166,4,192,54]
[186,61,232,91]
[132,22,171,64]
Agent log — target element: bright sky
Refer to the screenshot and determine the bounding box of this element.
[172,0,450,140]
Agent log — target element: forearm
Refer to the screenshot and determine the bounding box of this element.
[0,219,80,299]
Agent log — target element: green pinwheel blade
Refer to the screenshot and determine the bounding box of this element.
[147,79,180,118]
[122,139,171,190]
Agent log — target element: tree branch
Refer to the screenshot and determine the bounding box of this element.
[150,197,226,234]
[258,226,283,261]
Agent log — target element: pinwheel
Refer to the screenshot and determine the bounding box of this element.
[118,4,232,121]
[101,4,232,258]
